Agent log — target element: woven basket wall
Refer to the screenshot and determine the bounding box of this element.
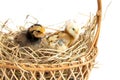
[0,0,102,80]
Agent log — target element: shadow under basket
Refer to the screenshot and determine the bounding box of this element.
[0,0,102,80]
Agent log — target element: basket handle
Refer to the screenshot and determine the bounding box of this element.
[86,0,102,56]
[91,0,102,47]
[94,0,102,46]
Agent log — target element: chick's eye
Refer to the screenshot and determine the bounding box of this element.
[72,28,75,31]
[36,30,41,33]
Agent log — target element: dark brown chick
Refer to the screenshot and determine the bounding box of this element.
[14,24,45,48]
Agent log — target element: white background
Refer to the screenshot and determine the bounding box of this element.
[0,0,118,80]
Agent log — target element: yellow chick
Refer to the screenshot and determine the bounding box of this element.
[45,20,80,50]
[14,24,45,48]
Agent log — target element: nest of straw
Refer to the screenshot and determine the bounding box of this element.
[0,15,97,66]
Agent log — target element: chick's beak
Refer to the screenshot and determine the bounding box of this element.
[75,30,79,34]
[39,33,45,38]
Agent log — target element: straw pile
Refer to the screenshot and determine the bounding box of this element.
[0,15,97,65]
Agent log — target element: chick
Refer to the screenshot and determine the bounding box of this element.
[26,24,45,42]
[45,20,80,50]
[14,24,45,48]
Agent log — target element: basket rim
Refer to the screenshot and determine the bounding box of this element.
[0,47,98,71]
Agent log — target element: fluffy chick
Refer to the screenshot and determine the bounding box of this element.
[26,24,45,42]
[45,20,80,50]
[14,24,45,48]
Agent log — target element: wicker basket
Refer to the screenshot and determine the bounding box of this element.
[0,0,102,80]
